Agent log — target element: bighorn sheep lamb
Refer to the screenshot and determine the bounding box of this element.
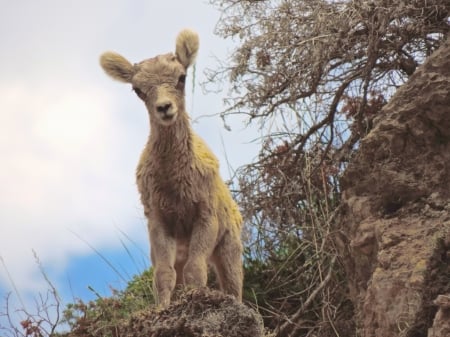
[100,29,243,307]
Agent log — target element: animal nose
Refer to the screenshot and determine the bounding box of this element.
[157,103,172,113]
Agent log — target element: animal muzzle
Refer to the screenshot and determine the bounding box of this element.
[155,89,178,123]
[157,101,176,120]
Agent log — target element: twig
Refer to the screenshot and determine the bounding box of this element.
[277,256,337,337]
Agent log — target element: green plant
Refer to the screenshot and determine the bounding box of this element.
[60,268,155,337]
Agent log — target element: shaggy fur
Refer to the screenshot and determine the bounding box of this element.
[100,29,243,308]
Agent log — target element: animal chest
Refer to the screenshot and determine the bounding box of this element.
[138,160,204,238]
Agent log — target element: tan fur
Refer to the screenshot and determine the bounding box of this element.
[99,29,243,307]
[175,29,199,68]
[99,52,134,83]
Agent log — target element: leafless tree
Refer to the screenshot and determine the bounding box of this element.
[208,0,448,160]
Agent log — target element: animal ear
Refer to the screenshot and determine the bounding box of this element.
[100,52,134,83]
[175,29,199,68]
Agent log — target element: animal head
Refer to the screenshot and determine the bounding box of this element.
[100,29,199,126]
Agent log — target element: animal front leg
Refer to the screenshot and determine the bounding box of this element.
[183,213,218,289]
[211,230,243,301]
[149,225,176,308]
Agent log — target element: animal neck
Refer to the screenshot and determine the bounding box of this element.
[149,111,193,159]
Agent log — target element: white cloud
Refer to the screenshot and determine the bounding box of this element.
[0,82,144,293]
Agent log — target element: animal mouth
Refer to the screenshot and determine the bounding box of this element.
[159,112,177,124]
[162,114,174,120]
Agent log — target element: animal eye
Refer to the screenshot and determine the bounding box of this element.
[177,74,186,88]
[133,87,146,100]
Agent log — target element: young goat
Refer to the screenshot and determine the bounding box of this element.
[100,29,243,307]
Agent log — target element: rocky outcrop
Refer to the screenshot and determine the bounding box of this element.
[120,288,265,337]
[338,35,450,337]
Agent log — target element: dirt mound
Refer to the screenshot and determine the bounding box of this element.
[119,288,265,337]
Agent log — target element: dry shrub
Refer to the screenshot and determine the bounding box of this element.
[238,140,353,337]
[205,1,449,336]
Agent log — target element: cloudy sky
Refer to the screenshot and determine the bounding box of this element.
[0,0,259,328]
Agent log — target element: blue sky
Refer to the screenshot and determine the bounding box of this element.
[0,0,260,328]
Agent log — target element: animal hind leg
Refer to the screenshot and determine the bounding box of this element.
[212,231,243,301]
[174,241,188,286]
[174,257,186,286]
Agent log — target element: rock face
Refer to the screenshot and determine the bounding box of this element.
[338,35,450,337]
[428,294,450,337]
[120,288,265,337]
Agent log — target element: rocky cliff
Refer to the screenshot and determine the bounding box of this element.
[338,35,450,337]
